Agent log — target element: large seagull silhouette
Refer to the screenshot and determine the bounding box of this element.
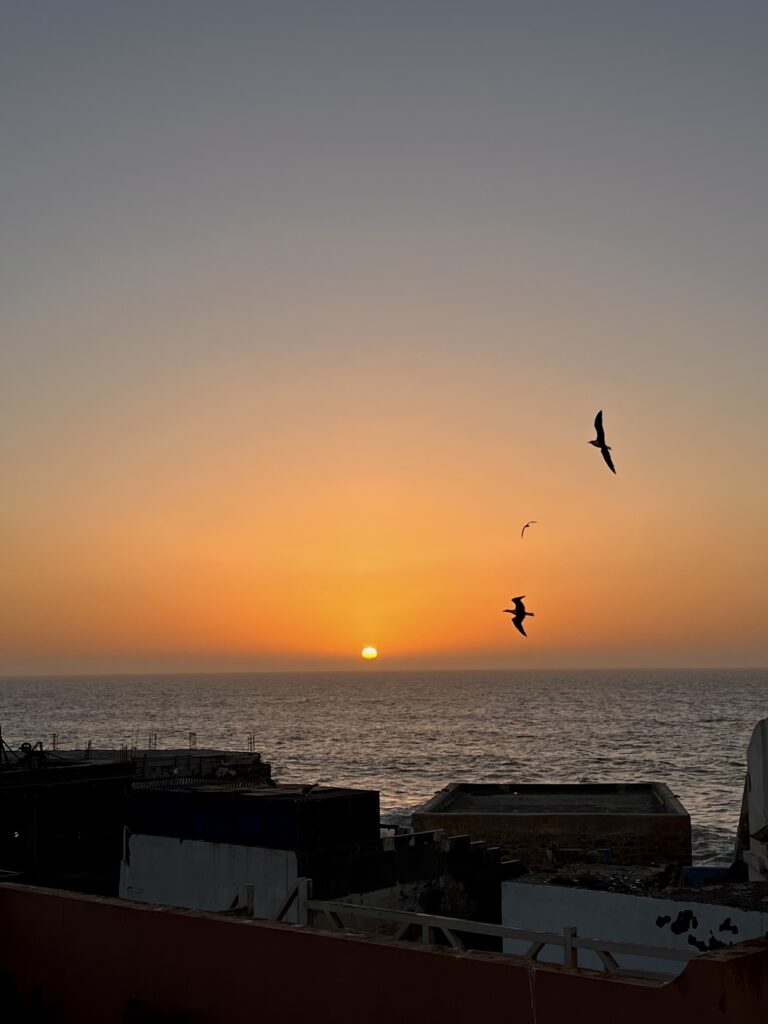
[589,410,616,474]
[503,596,534,637]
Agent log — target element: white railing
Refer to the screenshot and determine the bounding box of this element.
[263,878,696,978]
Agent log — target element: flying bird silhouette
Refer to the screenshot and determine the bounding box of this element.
[589,410,616,474]
[502,596,534,637]
[520,521,538,539]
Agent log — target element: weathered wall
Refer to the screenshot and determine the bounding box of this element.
[126,786,380,850]
[502,882,768,975]
[117,828,515,934]
[0,763,133,890]
[302,829,518,923]
[745,719,768,879]
[412,810,691,867]
[313,882,439,936]
[2,883,768,1023]
[120,834,298,917]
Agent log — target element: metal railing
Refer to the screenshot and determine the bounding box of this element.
[263,878,696,978]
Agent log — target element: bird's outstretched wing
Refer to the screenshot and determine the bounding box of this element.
[594,410,605,446]
[521,521,537,539]
[512,616,527,637]
[510,596,526,613]
[601,446,616,474]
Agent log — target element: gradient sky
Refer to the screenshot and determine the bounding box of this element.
[2,1,766,673]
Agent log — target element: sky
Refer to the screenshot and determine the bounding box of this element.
[1,1,766,674]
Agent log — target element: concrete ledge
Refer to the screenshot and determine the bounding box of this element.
[413,783,691,867]
[2,882,768,1022]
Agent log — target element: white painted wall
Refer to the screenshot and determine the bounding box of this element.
[746,719,768,880]
[120,833,298,919]
[502,882,768,976]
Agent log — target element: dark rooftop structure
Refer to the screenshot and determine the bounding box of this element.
[438,784,667,816]
[0,739,274,894]
[55,747,273,785]
[0,751,135,893]
[126,781,381,851]
[413,783,691,868]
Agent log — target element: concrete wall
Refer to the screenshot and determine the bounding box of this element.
[412,810,691,867]
[745,719,768,879]
[2,883,768,1023]
[119,828,513,930]
[0,762,133,889]
[313,882,440,936]
[502,881,768,976]
[119,830,487,937]
[413,783,691,869]
[126,785,380,849]
[120,834,297,918]
[301,829,517,924]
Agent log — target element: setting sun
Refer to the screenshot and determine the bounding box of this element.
[361,646,378,660]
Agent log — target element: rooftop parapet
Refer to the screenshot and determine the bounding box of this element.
[413,782,691,868]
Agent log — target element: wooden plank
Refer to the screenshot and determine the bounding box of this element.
[576,937,694,962]
[306,900,564,945]
[563,926,577,969]
[304,898,696,966]
[614,969,678,981]
[441,928,465,950]
[524,941,545,961]
[595,949,620,973]
[273,886,298,922]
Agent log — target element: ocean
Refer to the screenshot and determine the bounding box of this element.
[1,668,765,862]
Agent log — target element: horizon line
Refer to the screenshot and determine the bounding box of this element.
[1,664,766,681]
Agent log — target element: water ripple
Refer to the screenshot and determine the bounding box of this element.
[1,668,765,861]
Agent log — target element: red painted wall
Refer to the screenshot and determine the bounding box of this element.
[1,883,766,1023]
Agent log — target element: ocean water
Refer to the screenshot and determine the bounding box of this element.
[1,668,766,862]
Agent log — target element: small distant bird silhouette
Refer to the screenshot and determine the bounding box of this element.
[503,596,534,637]
[520,520,538,539]
[589,410,616,474]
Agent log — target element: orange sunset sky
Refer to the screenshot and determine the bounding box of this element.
[1,2,766,674]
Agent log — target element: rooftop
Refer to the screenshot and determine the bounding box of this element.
[126,782,381,850]
[662,883,768,913]
[420,783,685,817]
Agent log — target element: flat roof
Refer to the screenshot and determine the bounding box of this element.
[219,784,374,803]
[126,782,381,849]
[131,783,377,802]
[663,883,768,913]
[421,783,683,817]
[0,760,135,790]
[53,748,259,763]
